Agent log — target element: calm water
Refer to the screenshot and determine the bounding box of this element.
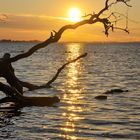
[0,42,140,140]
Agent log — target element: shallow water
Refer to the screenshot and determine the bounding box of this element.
[0,42,140,140]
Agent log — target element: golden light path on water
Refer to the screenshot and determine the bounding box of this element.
[60,43,85,140]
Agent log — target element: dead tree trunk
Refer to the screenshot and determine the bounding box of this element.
[6,0,131,93]
[0,53,87,107]
[0,0,131,107]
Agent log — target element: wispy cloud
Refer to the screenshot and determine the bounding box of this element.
[0,13,139,42]
[0,14,8,22]
[0,13,70,31]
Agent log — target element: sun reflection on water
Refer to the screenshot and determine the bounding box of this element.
[60,43,85,140]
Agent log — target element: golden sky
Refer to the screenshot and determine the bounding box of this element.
[0,0,140,42]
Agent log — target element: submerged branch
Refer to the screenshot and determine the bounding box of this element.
[0,0,132,107]
[0,82,60,107]
[29,53,87,90]
[44,52,87,87]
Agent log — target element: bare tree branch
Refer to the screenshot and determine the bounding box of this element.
[28,53,87,90]
[8,0,131,63]
[116,0,132,7]
[114,26,129,33]
[9,19,96,63]
[0,0,133,107]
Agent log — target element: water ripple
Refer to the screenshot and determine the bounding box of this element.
[0,42,140,139]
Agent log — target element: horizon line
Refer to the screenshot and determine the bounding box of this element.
[0,39,140,44]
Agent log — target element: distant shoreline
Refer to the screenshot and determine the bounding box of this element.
[0,39,140,44]
[0,39,40,43]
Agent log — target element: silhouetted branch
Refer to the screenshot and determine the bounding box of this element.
[116,0,132,7]
[0,82,60,107]
[44,53,87,87]
[8,0,131,63]
[28,53,87,90]
[0,82,23,101]
[0,0,133,107]
[114,27,129,33]
[82,11,95,18]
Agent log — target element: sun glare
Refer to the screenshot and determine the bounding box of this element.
[68,7,82,22]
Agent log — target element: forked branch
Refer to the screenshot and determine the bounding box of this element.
[8,0,131,63]
[28,53,87,90]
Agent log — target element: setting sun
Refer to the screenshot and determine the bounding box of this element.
[68,7,82,22]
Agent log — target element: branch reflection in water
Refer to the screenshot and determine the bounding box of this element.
[60,43,86,140]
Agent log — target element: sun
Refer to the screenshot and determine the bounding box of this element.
[68,7,82,22]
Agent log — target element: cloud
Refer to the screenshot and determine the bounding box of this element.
[0,14,69,31]
[0,13,139,42]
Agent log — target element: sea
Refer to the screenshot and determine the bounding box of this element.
[0,42,140,140]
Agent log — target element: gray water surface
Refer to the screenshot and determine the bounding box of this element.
[0,42,140,140]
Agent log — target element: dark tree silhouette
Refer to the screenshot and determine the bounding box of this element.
[8,0,131,62]
[0,0,131,107]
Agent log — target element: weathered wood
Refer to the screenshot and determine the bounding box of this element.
[103,89,129,94]
[0,53,87,107]
[95,95,107,100]
[0,96,60,107]
[0,82,60,107]
[28,53,87,91]
[8,0,130,63]
[0,0,131,108]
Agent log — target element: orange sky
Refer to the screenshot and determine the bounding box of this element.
[0,0,140,42]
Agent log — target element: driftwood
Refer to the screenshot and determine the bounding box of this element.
[1,0,130,93]
[95,95,107,100]
[0,83,60,107]
[0,53,87,107]
[28,53,87,91]
[94,89,128,100]
[0,96,60,107]
[0,0,131,107]
[103,89,129,94]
